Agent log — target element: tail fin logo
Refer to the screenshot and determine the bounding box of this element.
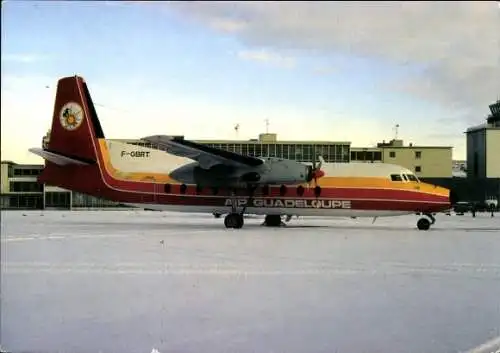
[59,102,84,131]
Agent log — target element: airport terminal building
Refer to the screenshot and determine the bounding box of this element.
[0,161,126,210]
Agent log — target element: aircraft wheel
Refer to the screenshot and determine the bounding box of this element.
[264,215,282,227]
[417,218,431,231]
[224,213,244,229]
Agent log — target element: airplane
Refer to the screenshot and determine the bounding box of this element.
[29,75,458,231]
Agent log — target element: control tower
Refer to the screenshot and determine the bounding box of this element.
[487,100,500,127]
[466,99,500,178]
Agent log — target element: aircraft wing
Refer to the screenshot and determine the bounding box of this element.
[141,135,264,169]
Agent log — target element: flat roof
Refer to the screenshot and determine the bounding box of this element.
[12,164,44,169]
[353,146,452,150]
[113,138,352,145]
[465,124,500,133]
[350,147,382,151]
[195,140,352,145]
[380,146,452,149]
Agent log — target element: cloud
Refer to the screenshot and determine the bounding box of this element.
[166,1,500,122]
[1,53,48,63]
[236,48,296,68]
[312,66,336,76]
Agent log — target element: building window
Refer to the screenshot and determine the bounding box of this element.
[9,181,43,192]
[13,168,42,177]
[415,151,422,159]
[389,151,396,158]
[415,166,421,173]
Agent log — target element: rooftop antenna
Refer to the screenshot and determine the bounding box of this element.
[234,123,240,138]
[393,124,400,140]
[265,118,270,134]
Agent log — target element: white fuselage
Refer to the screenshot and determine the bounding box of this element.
[106,140,434,218]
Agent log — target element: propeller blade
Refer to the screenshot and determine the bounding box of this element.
[313,155,325,186]
[318,155,325,168]
[307,155,325,188]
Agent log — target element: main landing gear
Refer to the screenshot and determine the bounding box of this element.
[262,215,284,227]
[224,213,285,229]
[224,213,244,229]
[224,185,256,229]
[417,213,436,231]
[223,185,287,229]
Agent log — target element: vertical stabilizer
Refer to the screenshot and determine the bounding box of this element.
[43,75,105,163]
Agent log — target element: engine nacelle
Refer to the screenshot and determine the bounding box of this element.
[169,158,316,187]
[240,171,261,183]
[256,158,312,185]
[170,162,236,187]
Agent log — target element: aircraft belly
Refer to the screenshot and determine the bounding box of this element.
[126,203,410,218]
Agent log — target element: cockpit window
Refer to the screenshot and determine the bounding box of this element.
[406,174,419,182]
[390,174,403,182]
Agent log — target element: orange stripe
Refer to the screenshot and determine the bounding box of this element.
[99,139,175,183]
[97,140,448,198]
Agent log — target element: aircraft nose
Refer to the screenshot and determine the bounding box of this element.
[449,189,459,206]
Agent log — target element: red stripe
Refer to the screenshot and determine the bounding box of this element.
[39,164,451,213]
[98,167,448,203]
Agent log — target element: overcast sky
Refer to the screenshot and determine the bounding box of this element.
[2,1,499,163]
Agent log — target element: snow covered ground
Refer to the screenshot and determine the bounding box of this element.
[1,210,500,353]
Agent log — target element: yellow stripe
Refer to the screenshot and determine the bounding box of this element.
[99,140,176,183]
[97,140,448,198]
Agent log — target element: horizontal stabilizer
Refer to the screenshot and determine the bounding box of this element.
[29,148,93,166]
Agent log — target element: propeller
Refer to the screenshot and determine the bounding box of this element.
[307,155,325,187]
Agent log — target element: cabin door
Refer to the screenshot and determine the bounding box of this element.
[153,182,161,204]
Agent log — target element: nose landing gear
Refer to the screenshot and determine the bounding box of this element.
[417,213,436,231]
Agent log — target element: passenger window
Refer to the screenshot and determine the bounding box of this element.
[262,185,270,196]
[180,184,187,194]
[296,185,305,196]
[314,186,321,197]
[196,185,203,194]
[280,185,287,196]
[402,174,409,181]
[390,174,403,182]
[164,184,171,193]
